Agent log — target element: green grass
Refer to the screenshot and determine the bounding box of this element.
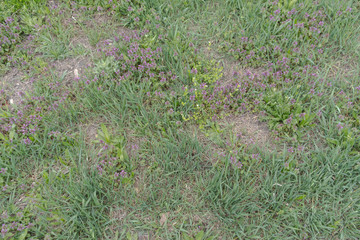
[1,0,359,239]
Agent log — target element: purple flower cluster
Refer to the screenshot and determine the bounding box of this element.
[1,214,34,238]
[0,108,43,143]
[230,156,243,169]
[93,29,177,88]
[94,138,133,183]
[227,4,335,69]
[0,17,22,64]
[1,88,71,146]
[96,154,128,180]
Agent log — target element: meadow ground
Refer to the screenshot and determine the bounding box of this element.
[0,0,359,239]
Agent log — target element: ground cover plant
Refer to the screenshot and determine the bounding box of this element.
[0,0,359,239]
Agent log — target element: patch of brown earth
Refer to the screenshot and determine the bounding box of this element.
[84,13,134,37]
[0,68,30,106]
[70,30,94,50]
[79,117,108,145]
[109,206,127,228]
[189,114,274,165]
[49,56,92,86]
[220,113,274,150]
[83,123,99,143]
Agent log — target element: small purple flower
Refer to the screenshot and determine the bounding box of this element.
[17,223,25,231]
[0,211,8,220]
[26,223,34,229]
[274,45,281,52]
[235,161,243,169]
[1,224,8,238]
[23,138,32,145]
[9,222,17,230]
[336,123,343,130]
[285,115,293,125]
[102,144,109,150]
[120,170,127,178]
[131,144,139,151]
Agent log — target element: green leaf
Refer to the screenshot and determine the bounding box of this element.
[42,171,49,183]
[277,209,285,215]
[99,123,111,143]
[93,191,100,206]
[18,229,28,240]
[295,195,306,200]
[196,230,205,240]
[9,127,16,140]
[0,132,6,140]
[183,233,192,240]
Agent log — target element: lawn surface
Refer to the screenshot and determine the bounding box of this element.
[0,0,359,239]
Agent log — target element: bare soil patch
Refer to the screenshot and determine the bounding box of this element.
[79,117,108,145]
[0,68,30,106]
[49,56,92,86]
[220,113,274,150]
